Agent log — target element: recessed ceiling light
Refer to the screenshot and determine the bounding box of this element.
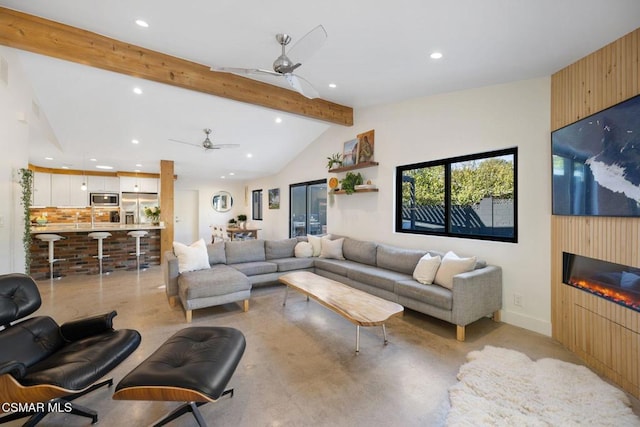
[134,169,141,173]
[275,117,282,124]
[430,52,443,59]
[135,19,149,28]
[89,158,97,162]
[246,153,253,158]
[220,176,226,179]
[132,139,139,144]
[61,165,69,169]
[44,157,53,160]
[133,87,143,95]
[135,163,142,167]
[96,165,113,170]
[328,83,337,88]
[229,172,235,176]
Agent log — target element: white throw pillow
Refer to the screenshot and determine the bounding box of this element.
[294,241,313,258]
[319,237,345,260]
[413,254,442,285]
[173,238,210,273]
[307,234,324,257]
[434,251,477,289]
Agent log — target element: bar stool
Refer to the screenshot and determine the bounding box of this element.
[127,230,148,271]
[88,232,112,275]
[35,234,66,279]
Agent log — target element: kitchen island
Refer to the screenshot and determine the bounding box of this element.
[30,223,164,278]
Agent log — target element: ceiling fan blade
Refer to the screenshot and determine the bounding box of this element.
[285,74,319,99]
[212,66,280,77]
[211,144,240,149]
[168,138,200,148]
[287,25,327,66]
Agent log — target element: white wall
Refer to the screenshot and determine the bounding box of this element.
[245,77,552,335]
[0,47,37,274]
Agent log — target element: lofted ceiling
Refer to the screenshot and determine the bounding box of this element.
[2,0,640,181]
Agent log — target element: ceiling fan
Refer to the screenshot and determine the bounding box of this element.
[168,128,239,151]
[211,25,327,99]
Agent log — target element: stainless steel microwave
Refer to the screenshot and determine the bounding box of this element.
[90,193,119,207]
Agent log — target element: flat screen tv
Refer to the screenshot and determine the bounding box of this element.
[552,94,640,216]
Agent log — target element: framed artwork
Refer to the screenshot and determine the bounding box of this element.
[268,188,280,209]
[357,129,375,163]
[342,138,359,167]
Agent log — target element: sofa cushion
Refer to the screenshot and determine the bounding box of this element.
[173,238,210,273]
[342,238,377,266]
[270,257,315,272]
[313,258,362,276]
[434,251,477,289]
[376,244,427,275]
[225,239,266,264]
[207,242,226,265]
[346,264,412,293]
[395,279,453,311]
[265,238,298,260]
[307,234,323,256]
[320,237,345,260]
[229,261,278,276]
[178,265,251,300]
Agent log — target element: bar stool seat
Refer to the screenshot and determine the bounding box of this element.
[88,232,112,275]
[35,233,66,279]
[127,230,148,271]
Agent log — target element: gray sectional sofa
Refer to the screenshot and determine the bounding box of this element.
[163,236,502,340]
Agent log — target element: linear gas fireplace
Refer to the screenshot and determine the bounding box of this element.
[563,252,640,313]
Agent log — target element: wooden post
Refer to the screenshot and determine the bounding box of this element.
[160,160,174,264]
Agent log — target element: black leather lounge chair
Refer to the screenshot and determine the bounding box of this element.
[0,273,141,426]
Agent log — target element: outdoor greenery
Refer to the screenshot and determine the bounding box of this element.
[403,157,514,206]
[19,168,33,274]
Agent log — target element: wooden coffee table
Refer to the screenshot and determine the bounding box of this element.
[279,271,404,354]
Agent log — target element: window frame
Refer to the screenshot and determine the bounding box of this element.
[395,147,518,243]
[289,179,327,237]
[252,189,263,221]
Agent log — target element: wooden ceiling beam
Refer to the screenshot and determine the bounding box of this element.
[0,7,353,126]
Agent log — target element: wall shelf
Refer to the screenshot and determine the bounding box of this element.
[331,188,379,195]
[328,161,379,173]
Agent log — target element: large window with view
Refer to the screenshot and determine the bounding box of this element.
[396,148,517,242]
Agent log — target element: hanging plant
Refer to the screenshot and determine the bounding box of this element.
[18,168,33,274]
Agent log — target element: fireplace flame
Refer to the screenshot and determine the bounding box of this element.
[569,277,640,312]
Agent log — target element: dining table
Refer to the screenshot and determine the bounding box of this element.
[226,226,260,240]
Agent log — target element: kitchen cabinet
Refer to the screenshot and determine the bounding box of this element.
[51,174,88,207]
[32,172,51,207]
[120,176,158,193]
[87,176,120,193]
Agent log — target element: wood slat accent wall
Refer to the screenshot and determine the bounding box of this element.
[551,28,640,398]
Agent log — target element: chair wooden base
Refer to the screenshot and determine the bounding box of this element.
[0,378,113,426]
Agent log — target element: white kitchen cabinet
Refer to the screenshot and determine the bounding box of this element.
[120,176,158,193]
[32,172,51,207]
[51,174,88,207]
[87,175,120,193]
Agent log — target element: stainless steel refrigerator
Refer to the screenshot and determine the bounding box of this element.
[121,192,159,224]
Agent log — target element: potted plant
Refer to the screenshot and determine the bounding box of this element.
[340,172,364,195]
[144,206,161,225]
[326,152,343,170]
[237,214,248,229]
[228,218,237,226]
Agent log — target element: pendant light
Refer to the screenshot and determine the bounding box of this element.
[80,156,87,191]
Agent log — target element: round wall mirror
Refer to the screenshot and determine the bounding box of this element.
[212,191,233,212]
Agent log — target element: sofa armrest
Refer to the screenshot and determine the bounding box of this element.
[163,250,180,298]
[451,265,502,326]
[0,361,26,379]
[60,311,116,341]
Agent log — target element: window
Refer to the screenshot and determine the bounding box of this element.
[396,147,517,242]
[290,180,327,237]
[252,189,263,220]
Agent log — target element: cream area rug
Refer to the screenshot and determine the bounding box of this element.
[447,345,640,426]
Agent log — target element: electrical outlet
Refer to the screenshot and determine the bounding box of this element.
[513,294,523,307]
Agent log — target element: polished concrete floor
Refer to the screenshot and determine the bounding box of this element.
[8,267,640,426]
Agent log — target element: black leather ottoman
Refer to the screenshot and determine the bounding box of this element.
[113,327,246,427]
